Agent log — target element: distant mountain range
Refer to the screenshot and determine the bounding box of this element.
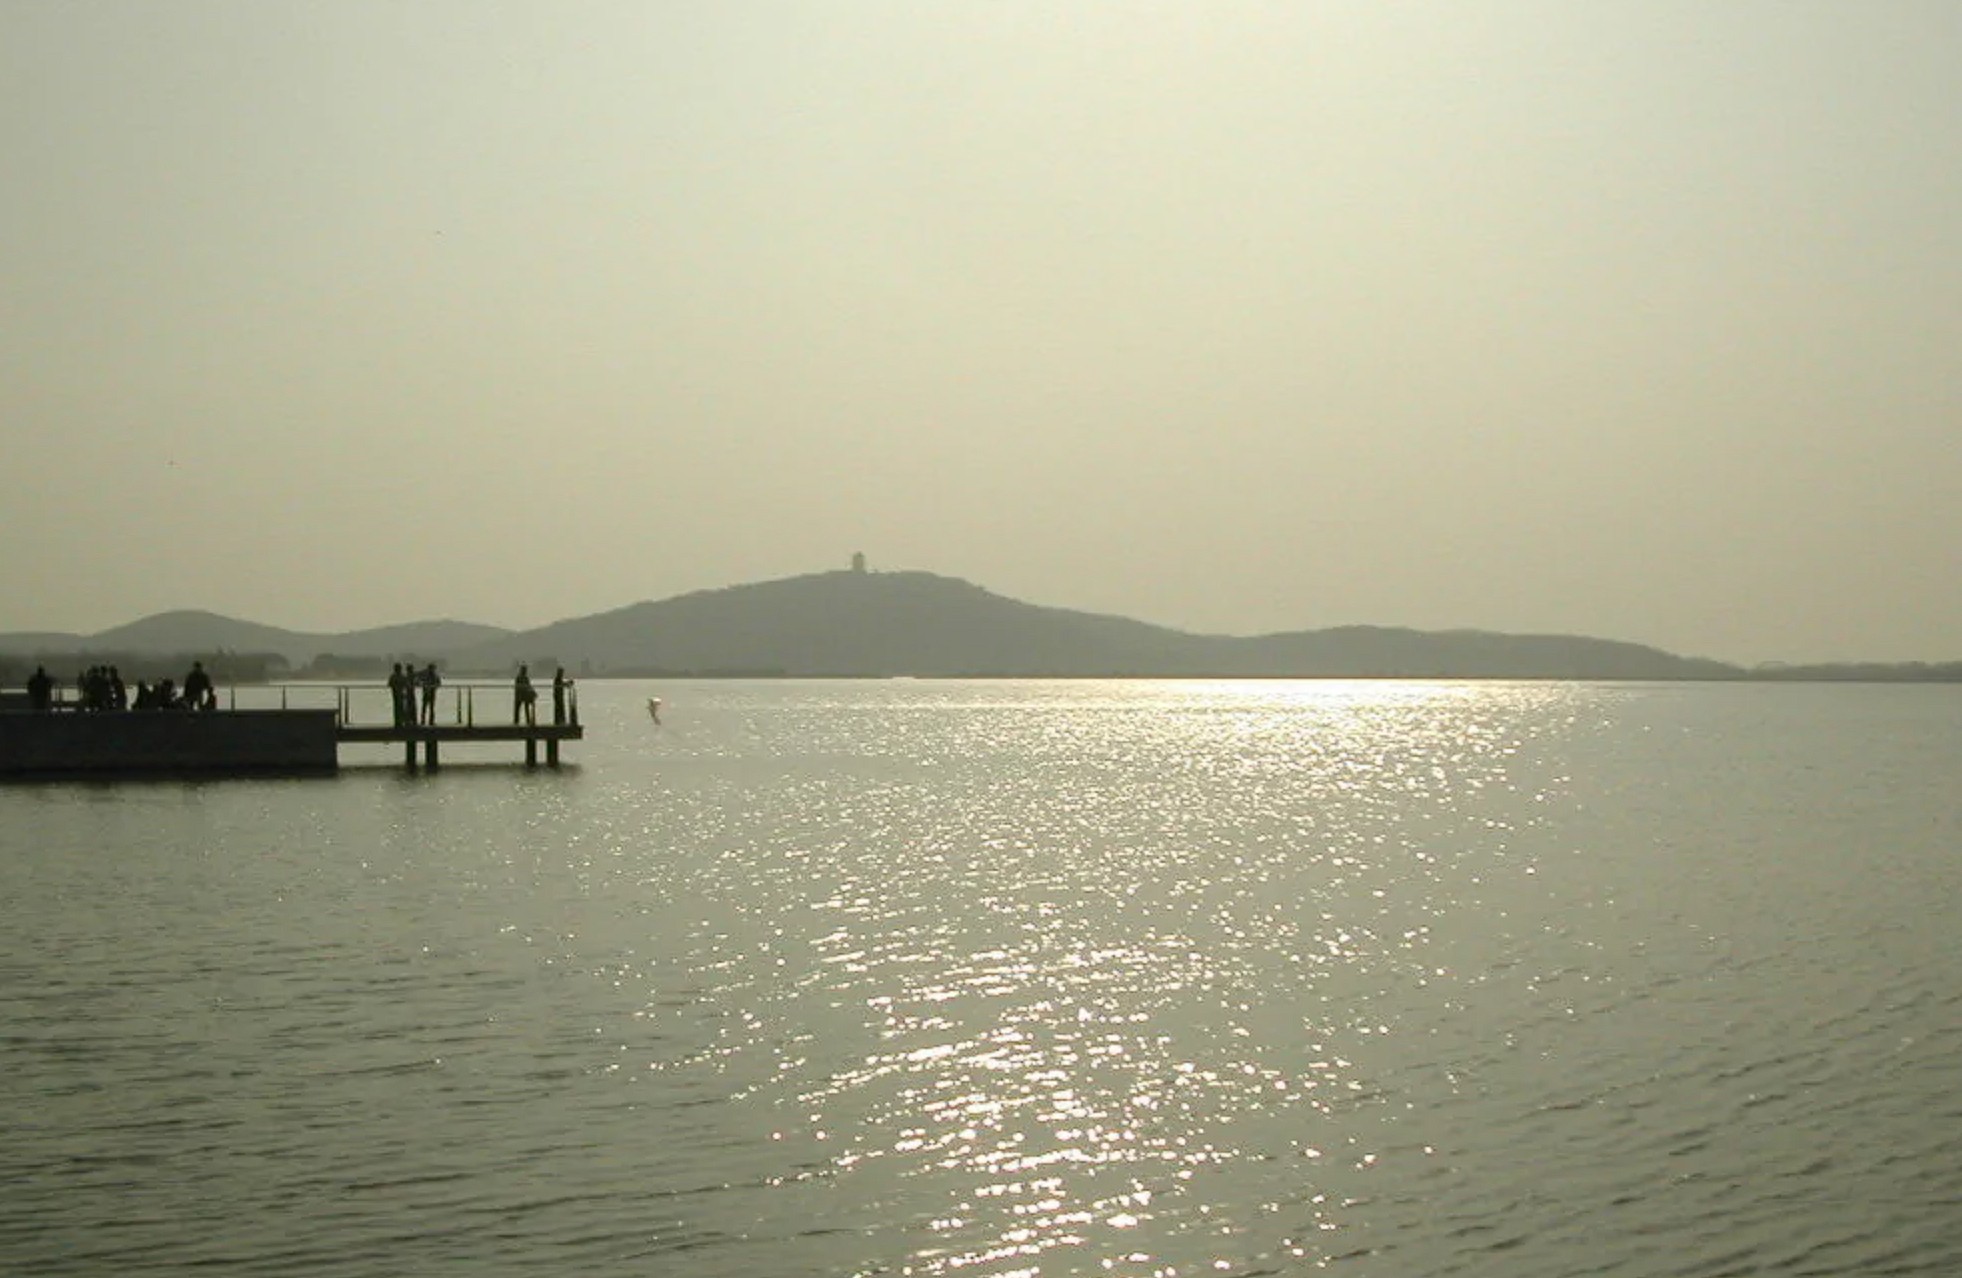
[0,614,511,667]
[459,571,1746,679]
[3,570,1958,681]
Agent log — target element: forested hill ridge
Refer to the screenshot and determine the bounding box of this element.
[7,571,1959,679]
[461,570,1743,679]
[0,612,511,667]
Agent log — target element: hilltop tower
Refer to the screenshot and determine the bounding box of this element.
[851,552,867,574]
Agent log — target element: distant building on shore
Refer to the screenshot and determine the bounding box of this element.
[851,552,867,574]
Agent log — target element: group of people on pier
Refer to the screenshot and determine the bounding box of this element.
[20,662,216,713]
[510,665,575,727]
[386,663,441,727]
[11,661,580,729]
[377,663,574,729]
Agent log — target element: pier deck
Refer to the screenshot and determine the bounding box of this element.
[337,721,583,769]
[2,679,585,776]
[326,678,584,770]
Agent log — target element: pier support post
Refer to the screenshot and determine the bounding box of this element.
[425,739,440,771]
[404,739,416,772]
[525,737,537,768]
[547,737,560,768]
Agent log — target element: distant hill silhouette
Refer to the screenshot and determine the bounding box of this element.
[0,610,511,666]
[455,570,1742,679]
[11,572,1956,679]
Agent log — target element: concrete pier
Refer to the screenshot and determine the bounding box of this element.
[1,679,585,778]
[0,710,338,778]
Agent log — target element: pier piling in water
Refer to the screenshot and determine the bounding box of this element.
[338,721,581,772]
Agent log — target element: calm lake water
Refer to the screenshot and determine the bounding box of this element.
[4,679,1961,1276]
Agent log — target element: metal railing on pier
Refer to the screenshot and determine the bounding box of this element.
[221,681,580,730]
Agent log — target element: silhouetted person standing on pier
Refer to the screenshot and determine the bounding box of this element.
[419,663,440,725]
[387,663,410,727]
[182,661,214,712]
[513,665,536,726]
[552,667,572,725]
[26,666,52,711]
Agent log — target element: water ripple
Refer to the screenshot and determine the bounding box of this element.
[5,681,1962,1275]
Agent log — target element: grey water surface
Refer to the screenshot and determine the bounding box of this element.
[4,679,1960,1276]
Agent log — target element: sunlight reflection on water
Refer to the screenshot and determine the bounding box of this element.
[627,680,1595,1274]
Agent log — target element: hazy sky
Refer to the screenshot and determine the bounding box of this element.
[5,2,1960,663]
